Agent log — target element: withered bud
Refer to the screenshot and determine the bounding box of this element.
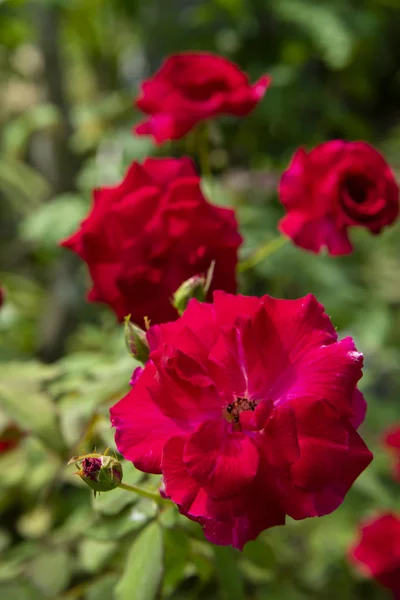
[68,452,123,494]
[124,316,150,364]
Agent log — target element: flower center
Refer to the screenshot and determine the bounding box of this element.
[342,174,372,204]
[81,457,102,481]
[226,397,256,423]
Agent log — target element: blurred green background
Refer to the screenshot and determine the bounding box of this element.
[1,0,400,598]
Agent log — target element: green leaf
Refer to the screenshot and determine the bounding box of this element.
[274,1,354,69]
[116,521,164,600]
[0,580,43,600]
[85,574,119,600]
[163,529,190,597]
[0,362,65,454]
[17,504,53,539]
[20,193,89,248]
[79,538,117,573]
[0,158,49,213]
[214,546,245,600]
[86,504,151,541]
[3,104,60,157]
[27,548,72,597]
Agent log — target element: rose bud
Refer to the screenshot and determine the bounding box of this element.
[173,261,215,315]
[124,316,150,364]
[69,452,123,494]
[173,275,206,315]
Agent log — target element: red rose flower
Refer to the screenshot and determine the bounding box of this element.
[110,292,372,549]
[384,425,400,482]
[134,52,270,143]
[350,513,400,598]
[279,141,399,255]
[0,424,24,454]
[61,158,242,326]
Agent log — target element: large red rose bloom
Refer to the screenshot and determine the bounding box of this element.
[61,158,242,326]
[110,292,372,549]
[134,52,270,143]
[350,513,400,598]
[279,141,399,255]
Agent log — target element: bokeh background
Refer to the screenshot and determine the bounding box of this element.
[1,0,400,598]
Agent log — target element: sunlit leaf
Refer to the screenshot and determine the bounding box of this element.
[116,521,164,600]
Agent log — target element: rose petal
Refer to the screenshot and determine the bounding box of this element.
[184,420,259,499]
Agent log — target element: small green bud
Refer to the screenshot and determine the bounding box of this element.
[124,316,150,363]
[172,261,216,315]
[68,452,123,494]
[172,274,207,315]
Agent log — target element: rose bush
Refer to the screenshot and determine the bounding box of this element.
[61,157,242,326]
[134,52,270,143]
[279,141,399,255]
[111,291,372,549]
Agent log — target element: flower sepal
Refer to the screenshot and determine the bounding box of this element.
[124,316,150,364]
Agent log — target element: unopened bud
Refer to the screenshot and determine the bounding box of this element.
[124,316,150,364]
[68,452,123,494]
[173,275,207,315]
[172,261,216,315]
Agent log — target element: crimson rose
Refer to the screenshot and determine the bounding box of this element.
[350,513,400,598]
[0,424,24,454]
[61,158,242,326]
[111,291,372,549]
[279,141,399,255]
[134,52,270,143]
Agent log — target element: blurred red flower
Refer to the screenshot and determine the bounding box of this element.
[0,284,4,308]
[61,157,242,326]
[111,291,372,549]
[134,52,270,143]
[350,513,400,598]
[384,425,400,482]
[279,141,399,255]
[0,424,24,454]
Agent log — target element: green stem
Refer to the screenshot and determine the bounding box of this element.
[197,122,211,178]
[238,235,288,273]
[119,481,169,504]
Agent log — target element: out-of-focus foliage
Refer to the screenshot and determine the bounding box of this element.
[1,0,400,598]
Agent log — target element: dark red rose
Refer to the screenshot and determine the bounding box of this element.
[61,158,242,326]
[134,52,270,143]
[111,291,372,549]
[279,141,399,255]
[350,513,400,598]
[0,424,24,454]
[384,426,400,482]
